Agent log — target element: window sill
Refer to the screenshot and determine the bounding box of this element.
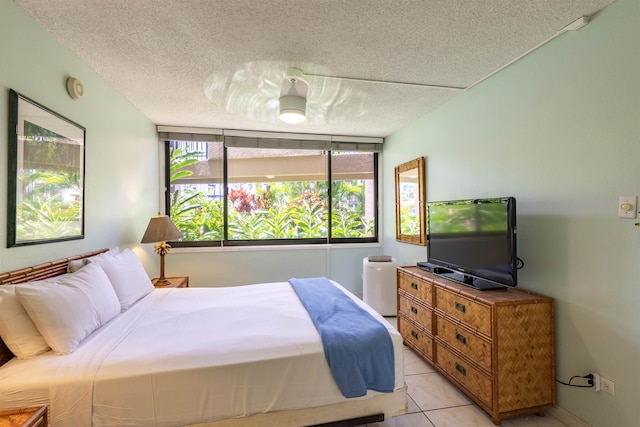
[170,242,382,254]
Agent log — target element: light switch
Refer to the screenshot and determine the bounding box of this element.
[618,196,637,219]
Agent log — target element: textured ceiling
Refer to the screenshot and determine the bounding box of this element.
[16,0,615,138]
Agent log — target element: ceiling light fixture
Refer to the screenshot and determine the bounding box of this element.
[279,69,307,124]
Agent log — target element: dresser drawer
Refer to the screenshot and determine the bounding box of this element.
[436,315,492,373]
[435,288,491,336]
[436,343,492,407]
[399,293,432,331]
[398,272,432,306]
[398,315,433,361]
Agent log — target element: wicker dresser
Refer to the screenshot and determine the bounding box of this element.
[397,266,555,425]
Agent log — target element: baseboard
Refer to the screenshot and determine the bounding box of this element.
[548,407,592,427]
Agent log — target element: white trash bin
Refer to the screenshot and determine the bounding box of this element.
[362,256,397,316]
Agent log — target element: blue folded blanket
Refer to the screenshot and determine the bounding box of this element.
[289,277,395,398]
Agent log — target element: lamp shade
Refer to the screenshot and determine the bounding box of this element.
[140,215,183,243]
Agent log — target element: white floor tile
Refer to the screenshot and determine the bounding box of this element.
[406,395,422,414]
[403,349,436,376]
[501,414,568,427]
[368,412,435,427]
[404,372,472,411]
[425,405,496,427]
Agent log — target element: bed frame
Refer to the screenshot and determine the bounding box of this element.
[0,248,407,427]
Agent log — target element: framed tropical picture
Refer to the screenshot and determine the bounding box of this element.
[7,89,85,247]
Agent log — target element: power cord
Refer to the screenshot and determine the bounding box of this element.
[556,374,594,388]
[516,257,525,269]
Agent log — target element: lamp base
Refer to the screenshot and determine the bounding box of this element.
[154,277,171,287]
[154,253,170,287]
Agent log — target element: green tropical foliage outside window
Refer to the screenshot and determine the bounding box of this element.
[167,140,376,244]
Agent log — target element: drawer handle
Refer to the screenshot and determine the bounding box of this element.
[454,302,466,313]
[411,330,419,339]
[410,306,418,314]
[455,362,467,376]
[411,282,419,290]
[455,332,467,345]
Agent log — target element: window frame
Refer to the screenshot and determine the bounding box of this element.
[159,128,381,248]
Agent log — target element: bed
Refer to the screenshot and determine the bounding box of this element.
[0,249,407,426]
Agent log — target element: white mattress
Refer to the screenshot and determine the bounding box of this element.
[0,281,404,426]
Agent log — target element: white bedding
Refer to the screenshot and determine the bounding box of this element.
[0,281,405,426]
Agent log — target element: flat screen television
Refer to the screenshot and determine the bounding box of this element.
[425,197,517,290]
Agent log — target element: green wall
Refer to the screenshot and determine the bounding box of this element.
[0,1,159,272]
[383,1,640,426]
[0,0,382,294]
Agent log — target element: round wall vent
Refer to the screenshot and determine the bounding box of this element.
[66,77,84,100]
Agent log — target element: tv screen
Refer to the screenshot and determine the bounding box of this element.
[427,197,517,290]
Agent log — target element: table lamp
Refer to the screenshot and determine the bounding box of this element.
[141,213,183,286]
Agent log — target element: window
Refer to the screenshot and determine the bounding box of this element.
[160,129,380,247]
[226,145,328,242]
[331,151,376,240]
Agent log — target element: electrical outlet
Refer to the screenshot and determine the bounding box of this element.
[601,376,615,395]
[590,372,601,392]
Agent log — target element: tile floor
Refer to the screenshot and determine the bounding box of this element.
[363,318,566,427]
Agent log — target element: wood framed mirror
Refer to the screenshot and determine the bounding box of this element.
[395,157,426,245]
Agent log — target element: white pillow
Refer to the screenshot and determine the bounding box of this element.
[0,285,50,359]
[67,247,121,273]
[88,248,153,311]
[15,263,121,355]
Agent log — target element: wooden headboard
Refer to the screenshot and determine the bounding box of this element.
[0,249,108,366]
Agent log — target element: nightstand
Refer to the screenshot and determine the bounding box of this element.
[0,406,47,427]
[152,276,189,288]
